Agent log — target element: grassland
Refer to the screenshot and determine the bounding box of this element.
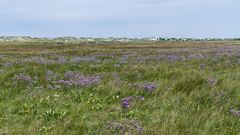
[1,40,240,134]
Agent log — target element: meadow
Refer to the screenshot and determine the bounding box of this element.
[1,40,240,134]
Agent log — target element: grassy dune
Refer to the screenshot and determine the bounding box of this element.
[1,41,240,134]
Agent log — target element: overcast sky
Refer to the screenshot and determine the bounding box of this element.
[0,0,239,38]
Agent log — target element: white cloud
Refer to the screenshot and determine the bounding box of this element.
[0,0,239,37]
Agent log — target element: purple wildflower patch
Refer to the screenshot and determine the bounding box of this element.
[106,119,143,134]
[53,71,101,87]
[70,56,98,63]
[187,54,206,60]
[13,73,34,85]
[142,83,157,92]
[45,70,60,82]
[121,96,145,109]
[121,96,134,109]
[23,56,56,65]
[1,62,13,67]
[130,82,157,93]
[166,55,180,62]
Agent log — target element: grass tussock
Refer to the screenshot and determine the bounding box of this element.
[173,74,206,95]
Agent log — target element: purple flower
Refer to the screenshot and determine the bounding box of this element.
[187,54,205,60]
[45,70,59,81]
[1,62,12,67]
[23,56,55,64]
[121,96,145,109]
[130,82,157,93]
[23,56,67,65]
[58,56,67,63]
[142,83,157,92]
[13,73,34,85]
[106,119,143,134]
[166,55,179,62]
[70,56,97,63]
[53,71,101,87]
[121,97,134,109]
[122,100,130,108]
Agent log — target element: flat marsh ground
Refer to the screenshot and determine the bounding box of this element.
[1,41,240,134]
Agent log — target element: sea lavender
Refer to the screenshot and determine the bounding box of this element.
[121,97,134,109]
[53,71,101,87]
[58,56,67,63]
[214,48,233,54]
[142,83,157,92]
[70,56,97,63]
[136,54,182,63]
[64,71,81,80]
[121,96,145,109]
[13,73,34,85]
[45,70,60,82]
[1,62,12,67]
[106,119,143,134]
[166,55,180,62]
[23,56,56,65]
[54,80,74,86]
[130,82,157,93]
[187,53,206,60]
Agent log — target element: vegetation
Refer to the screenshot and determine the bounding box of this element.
[1,40,240,134]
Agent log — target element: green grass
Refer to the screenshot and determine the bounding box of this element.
[0,41,240,134]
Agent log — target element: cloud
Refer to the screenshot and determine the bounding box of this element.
[0,0,239,37]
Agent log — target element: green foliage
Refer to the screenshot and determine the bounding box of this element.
[0,41,240,134]
[173,74,206,94]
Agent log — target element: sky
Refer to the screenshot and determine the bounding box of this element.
[0,0,240,38]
